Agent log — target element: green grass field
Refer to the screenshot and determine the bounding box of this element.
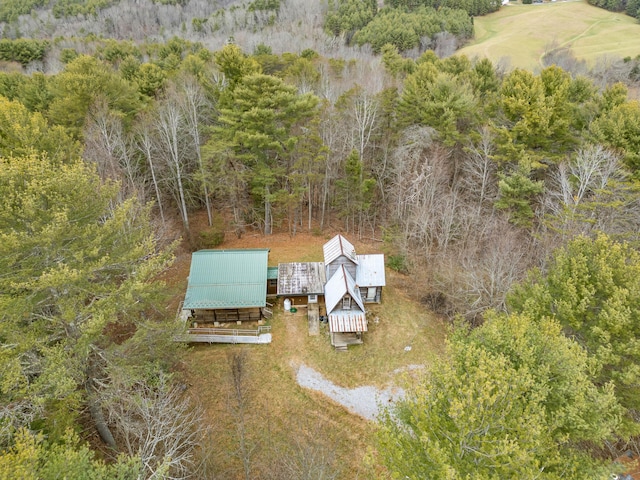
[457,0,640,70]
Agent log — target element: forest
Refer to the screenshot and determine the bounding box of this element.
[3,0,640,478]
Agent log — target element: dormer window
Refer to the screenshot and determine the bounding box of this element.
[342,296,351,310]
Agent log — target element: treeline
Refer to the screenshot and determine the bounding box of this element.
[0,0,45,23]
[0,0,191,22]
[0,0,340,75]
[325,0,475,53]
[588,0,640,18]
[0,0,117,21]
[353,7,473,53]
[388,0,502,16]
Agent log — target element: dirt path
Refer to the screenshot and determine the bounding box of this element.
[279,309,307,364]
[295,363,406,420]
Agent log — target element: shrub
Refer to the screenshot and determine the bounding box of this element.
[0,39,49,66]
[387,254,409,273]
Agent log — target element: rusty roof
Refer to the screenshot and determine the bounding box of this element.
[329,311,368,333]
[277,262,326,296]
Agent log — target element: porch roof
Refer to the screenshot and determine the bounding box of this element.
[328,311,368,333]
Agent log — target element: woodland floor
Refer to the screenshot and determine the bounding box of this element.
[162,212,448,479]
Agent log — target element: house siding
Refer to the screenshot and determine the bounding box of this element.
[326,255,357,280]
[359,286,382,304]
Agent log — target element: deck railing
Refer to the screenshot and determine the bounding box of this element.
[186,325,272,337]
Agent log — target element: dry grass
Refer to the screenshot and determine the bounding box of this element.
[169,226,447,478]
[301,271,447,389]
[458,0,640,70]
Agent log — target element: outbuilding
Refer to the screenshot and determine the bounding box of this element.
[183,249,272,324]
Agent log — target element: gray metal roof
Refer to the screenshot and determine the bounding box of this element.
[323,234,358,266]
[324,265,365,314]
[183,249,269,309]
[356,254,386,287]
[277,262,326,296]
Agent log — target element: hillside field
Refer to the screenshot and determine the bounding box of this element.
[458,0,640,70]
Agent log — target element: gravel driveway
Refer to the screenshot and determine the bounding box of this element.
[295,363,406,421]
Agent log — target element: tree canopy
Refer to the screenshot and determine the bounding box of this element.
[379,312,621,479]
[508,233,640,430]
[206,72,320,234]
[0,147,182,475]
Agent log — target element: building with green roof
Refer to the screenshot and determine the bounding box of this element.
[183,249,271,323]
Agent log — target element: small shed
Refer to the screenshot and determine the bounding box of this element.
[277,262,326,306]
[183,249,270,324]
[324,265,367,349]
[356,254,386,303]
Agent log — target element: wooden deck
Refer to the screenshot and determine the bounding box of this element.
[308,303,319,336]
[176,326,272,344]
[331,332,363,351]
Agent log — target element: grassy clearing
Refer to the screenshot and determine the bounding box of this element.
[457,0,640,70]
[186,338,378,478]
[173,231,447,478]
[301,270,447,389]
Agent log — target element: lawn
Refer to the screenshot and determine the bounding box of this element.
[457,0,640,70]
[172,229,448,478]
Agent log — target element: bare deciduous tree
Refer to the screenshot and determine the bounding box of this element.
[589,54,638,89]
[155,92,193,233]
[541,41,588,77]
[84,98,145,201]
[177,75,214,226]
[433,31,458,59]
[134,114,166,225]
[103,373,206,480]
[227,350,258,480]
[389,126,456,256]
[430,218,532,322]
[542,145,640,247]
[543,144,624,242]
[461,126,499,214]
[351,86,379,162]
[0,400,42,447]
[558,145,621,211]
[319,104,351,229]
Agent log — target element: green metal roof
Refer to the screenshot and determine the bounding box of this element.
[183,249,269,309]
[267,267,279,280]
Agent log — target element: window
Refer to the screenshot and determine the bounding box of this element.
[308,294,318,304]
[342,296,351,309]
